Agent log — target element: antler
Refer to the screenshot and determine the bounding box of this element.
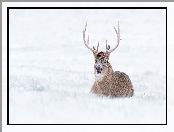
[106,22,121,53]
[83,22,99,53]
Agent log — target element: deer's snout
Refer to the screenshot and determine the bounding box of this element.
[96,66,103,74]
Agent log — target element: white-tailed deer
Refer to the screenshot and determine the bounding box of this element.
[83,22,134,97]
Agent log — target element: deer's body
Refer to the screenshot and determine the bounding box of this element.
[91,62,133,97]
[83,22,134,97]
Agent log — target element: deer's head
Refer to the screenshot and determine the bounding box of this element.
[83,22,121,81]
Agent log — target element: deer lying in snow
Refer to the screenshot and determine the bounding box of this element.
[83,22,134,97]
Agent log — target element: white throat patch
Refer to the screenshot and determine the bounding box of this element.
[95,73,103,81]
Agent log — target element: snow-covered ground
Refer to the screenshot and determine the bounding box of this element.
[9,9,166,124]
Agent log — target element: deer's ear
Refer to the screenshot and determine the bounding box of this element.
[105,52,110,58]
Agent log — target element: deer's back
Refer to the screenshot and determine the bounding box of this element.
[110,71,133,97]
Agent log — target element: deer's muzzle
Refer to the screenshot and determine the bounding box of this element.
[96,66,102,74]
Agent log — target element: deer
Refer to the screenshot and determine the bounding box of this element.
[83,22,134,97]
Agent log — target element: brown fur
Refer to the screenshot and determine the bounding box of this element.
[91,53,134,97]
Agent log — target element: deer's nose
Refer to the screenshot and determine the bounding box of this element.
[96,67,102,74]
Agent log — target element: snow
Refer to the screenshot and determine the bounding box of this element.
[9,9,166,124]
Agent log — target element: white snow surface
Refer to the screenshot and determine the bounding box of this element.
[9,9,166,124]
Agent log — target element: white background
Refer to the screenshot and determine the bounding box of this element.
[2,2,174,132]
[8,8,166,124]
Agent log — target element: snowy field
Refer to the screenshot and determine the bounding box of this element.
[9,9,166,124]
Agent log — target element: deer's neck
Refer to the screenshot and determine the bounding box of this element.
[95,64,113,95]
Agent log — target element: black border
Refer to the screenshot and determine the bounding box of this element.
[7,7,167,125]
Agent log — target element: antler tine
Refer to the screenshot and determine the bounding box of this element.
[83,22,93,52]
[106,40,111,52]
[97,42,99,52]
[107,21,121,53]
[93,42,99,52]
